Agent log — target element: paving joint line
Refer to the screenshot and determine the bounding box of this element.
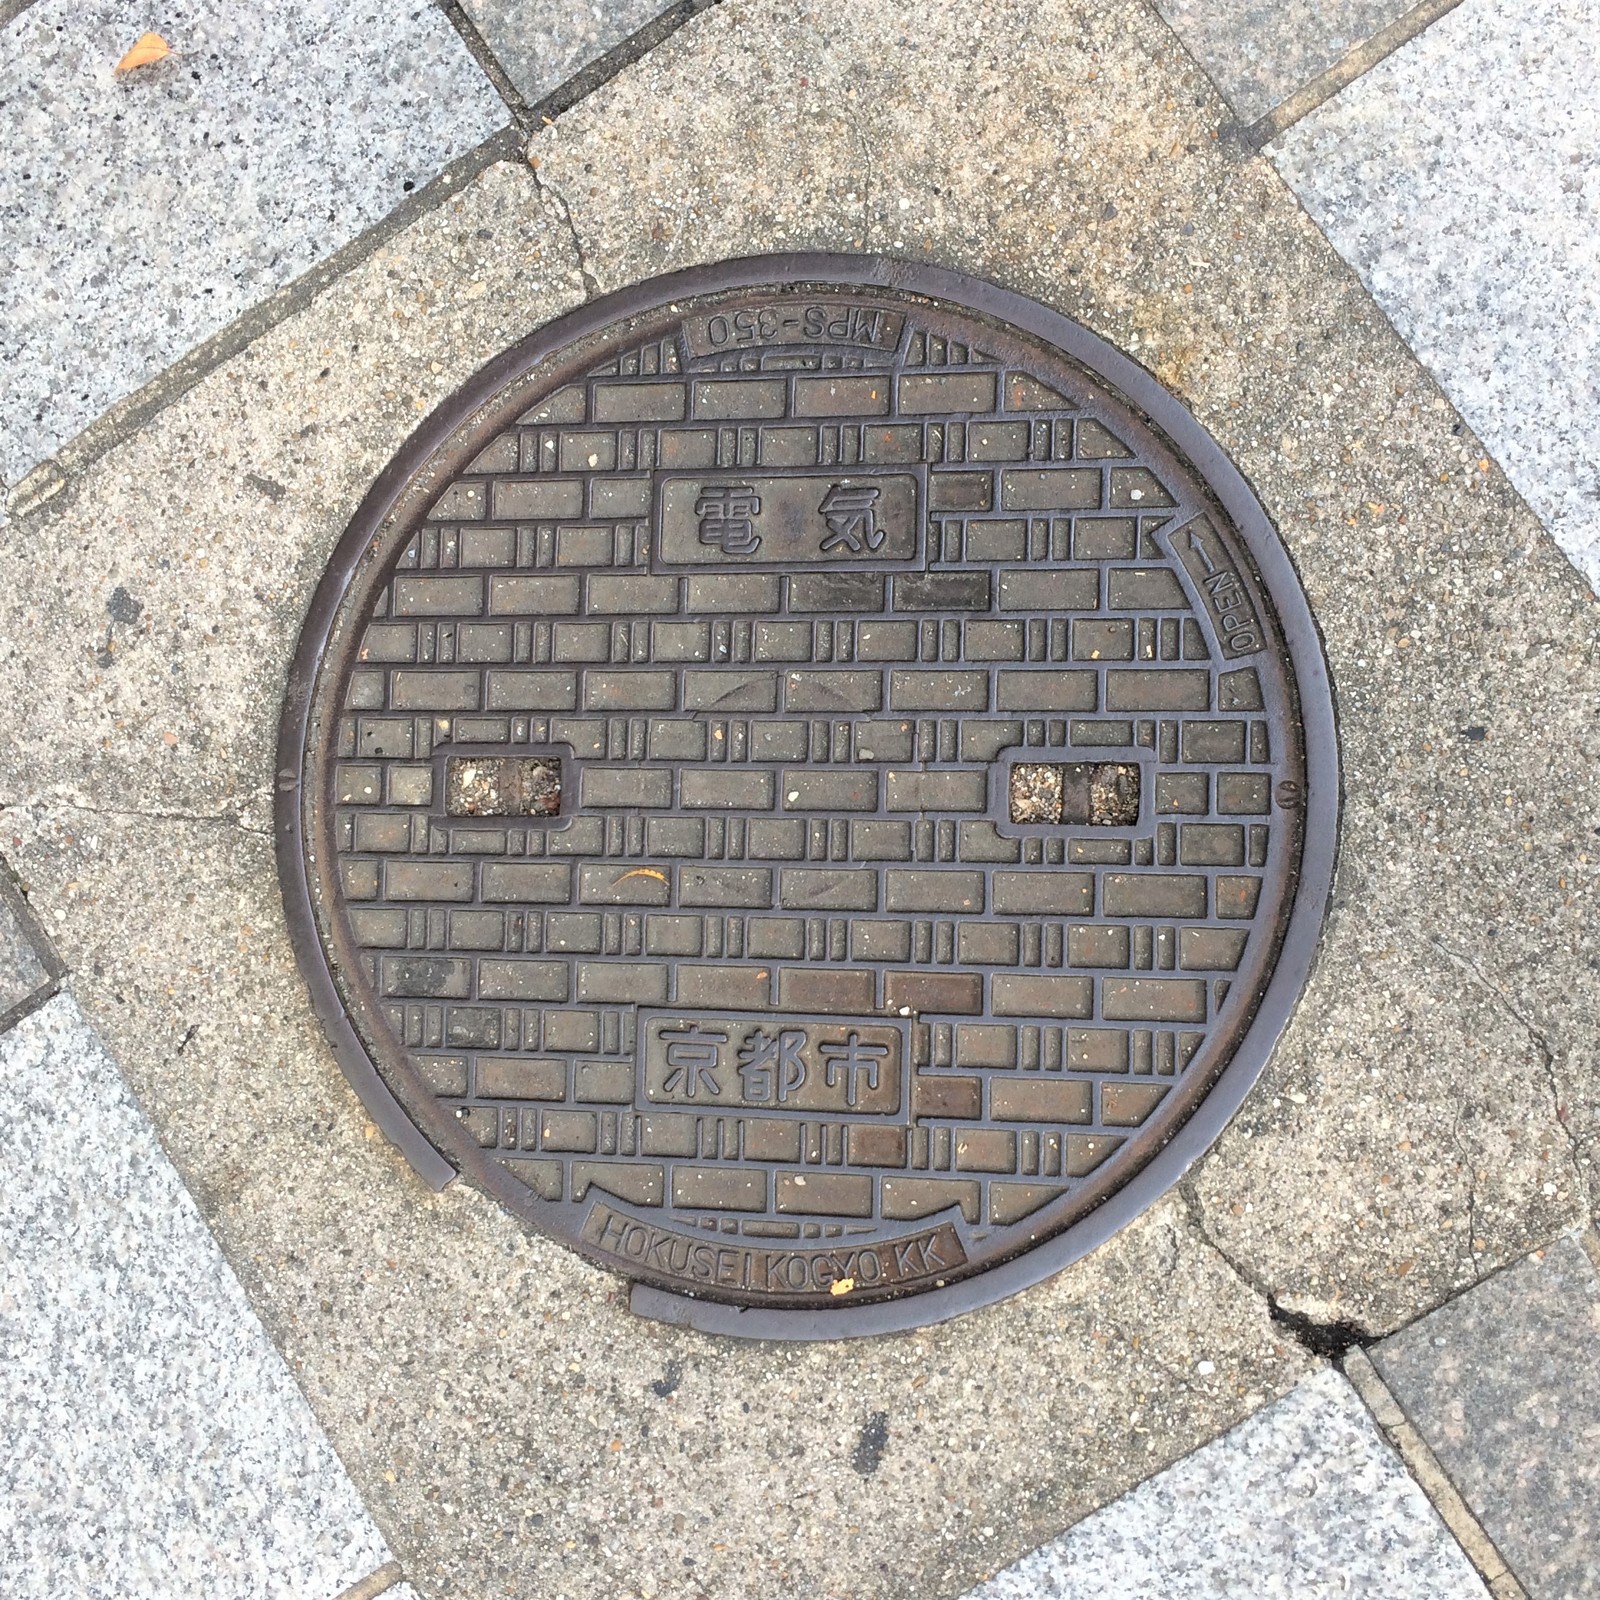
[1119,1185,1583,1595]
[1343,1347,1528,1598]
[2,125,525,526]
[436,0,538,130]
[332,1561,407,1600]
[1243,0,1471,147]
[517,0,723,127]
[0,974,63,1039]
[5,1,726,526]
[0,851,67,1038]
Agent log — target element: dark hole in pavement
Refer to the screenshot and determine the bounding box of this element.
[1268,1295,1377,1360]
[445,755,561,818]
[852,1412,890,1475]
[106,584,143,624]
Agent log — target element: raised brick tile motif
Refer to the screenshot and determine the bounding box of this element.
[286,264,1328,1327]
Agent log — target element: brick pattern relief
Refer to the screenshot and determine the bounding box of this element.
[317,296,1304,1298]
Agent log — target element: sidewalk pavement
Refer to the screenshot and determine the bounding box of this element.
[1,2,1596,1598]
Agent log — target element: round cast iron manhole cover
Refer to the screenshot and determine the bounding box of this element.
[276,256,1337,1338]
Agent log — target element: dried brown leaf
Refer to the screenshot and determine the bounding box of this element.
[115,33,173,75]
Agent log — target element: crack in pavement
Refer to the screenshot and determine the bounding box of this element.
[527,162,601,301]
[2,793,272,838]
[848,112,874,250]
[1448,1092,1484,1274]
[1429,937,1586,1178]
[1177,1179,1304,1328]
[3,127,524,527]
[5,0,729,524]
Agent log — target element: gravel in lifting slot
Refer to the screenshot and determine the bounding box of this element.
[1010,761,1065,823]
[1011,760,1140,826]
[1089,762,1140,826]
[445,756,561,818]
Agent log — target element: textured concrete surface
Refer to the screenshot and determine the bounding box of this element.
[1343,1344,1528,1595]
[1373,1233,1600,1598]
[1153,0,1419,123]
[1,0,1597,1596]
[965,1368,1489,1599]
[1271,0,1600,596]
[0,0,505,490]
[0,994,391,1600]
[463,0,673,104]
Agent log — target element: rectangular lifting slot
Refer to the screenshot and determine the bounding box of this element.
[444,755,561,818]
[1009,761,1141,827]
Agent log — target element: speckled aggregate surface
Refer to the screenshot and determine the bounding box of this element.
[0,993,392,1600]
[1152,0,1419,122]
[462,0,674,103]
[1271,0,1600,595]
[965,1368,1489,1598]
[1373,1234,1600,1597]
[0,0,505,489]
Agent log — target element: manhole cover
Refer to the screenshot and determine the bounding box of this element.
[276,255,1337,1337]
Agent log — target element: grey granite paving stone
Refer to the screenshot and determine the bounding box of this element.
[1271,0,1600,596]
[462,0,676,105]
[0,0,506,491]
[964,1368,1490,1599]
[1372,1234,1600,1598]
[1152,0,1421,123]
[0,993,392,1600]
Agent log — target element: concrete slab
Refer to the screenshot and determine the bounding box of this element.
[1270,0,1600,596]
[0,994,391,1599]
[1372,1234,1600,1598]
[0,0,506,491]
[964,1368,1489,1599]
[0,1,1596,1596]
[462,0,674,105]
[0,159,587,830]
[1152,0,1421,123]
